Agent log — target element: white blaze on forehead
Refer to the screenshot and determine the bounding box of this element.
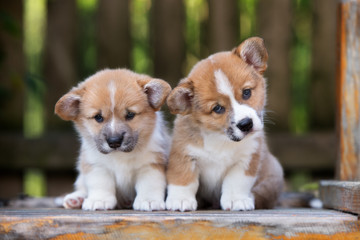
[214,69,243,120]
[108,80,116,113]
[214,69,234,97]
[214,69,242,121]
[214,69,263,132]
[108,80,117,132]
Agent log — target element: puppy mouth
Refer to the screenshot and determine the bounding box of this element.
[97,134,139,154]
[226,126,254,142]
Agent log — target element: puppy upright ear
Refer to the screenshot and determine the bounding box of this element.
[55,87,82,121]
[138,78,171,111]
[233,37,268,75]
[167,79,193,115]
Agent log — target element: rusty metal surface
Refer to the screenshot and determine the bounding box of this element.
[0,208,359,239]
[337,0,360,181]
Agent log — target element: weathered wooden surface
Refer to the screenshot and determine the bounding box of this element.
[320,180,360,215]
[337,0,360,181]
[0,208,359,239]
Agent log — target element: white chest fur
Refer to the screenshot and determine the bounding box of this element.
[186,131,260,199]
[79,111,169,205]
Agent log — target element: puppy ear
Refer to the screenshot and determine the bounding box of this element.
[167,79,193,115]
[233,37,268,74]
[54,88,82,121]
[138,78,171,111]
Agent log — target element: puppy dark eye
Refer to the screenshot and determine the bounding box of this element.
[94,114,104,123]
[212,104,225,114]
[242,89,252,100]
[125,111,136,121]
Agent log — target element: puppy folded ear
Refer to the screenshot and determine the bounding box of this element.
[233,37,268,74]
[138,78,171,111]
[54,88,82,121]
[167,79,193,115]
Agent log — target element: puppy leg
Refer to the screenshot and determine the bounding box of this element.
[133,164,166,211]
[220,165,256,211]
[166,182,199,212]
[63,174,86,209]
[166,154,199,212]
[253,154,284,209]
[82,167,117,211]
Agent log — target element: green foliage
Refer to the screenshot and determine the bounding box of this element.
[289,171,312,192]
[23,0,46,138]
[239,0,258,41]
[131,0,152,74]
[290,0,312,134]
[24,169,46,197]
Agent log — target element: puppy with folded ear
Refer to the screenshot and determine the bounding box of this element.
[55,69,171,211]
[165,37,284,211]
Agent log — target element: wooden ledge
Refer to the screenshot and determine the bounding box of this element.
[320,180,360,214]
[1,208,359,239]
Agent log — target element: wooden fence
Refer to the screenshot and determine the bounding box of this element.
[0,0,338,199]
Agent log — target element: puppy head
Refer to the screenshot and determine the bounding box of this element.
[55,69,171,154]
[167,37,268,142]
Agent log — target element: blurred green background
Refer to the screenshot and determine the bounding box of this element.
[0,0,337,199]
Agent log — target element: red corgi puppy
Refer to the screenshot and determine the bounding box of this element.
[55,69,171,211]
[165,37,284,211]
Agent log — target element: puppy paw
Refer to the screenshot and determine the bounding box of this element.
[220,195,255,211]
[133,197,165,211]
[166,197,197,212]
[63,191,86,209]
[82,196,117,211]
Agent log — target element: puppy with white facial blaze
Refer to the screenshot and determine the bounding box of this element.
[165,37,284,211]
[55,69,171,211]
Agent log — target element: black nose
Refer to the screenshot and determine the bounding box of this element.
[107,135,124,149]
[237,118,253,132]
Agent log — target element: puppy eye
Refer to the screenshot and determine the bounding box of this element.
[125,111,136,121]
[212,104,225,114]
[94,114,104,123]
[242,89,252,100]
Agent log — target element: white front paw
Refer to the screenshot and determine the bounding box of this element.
[166,197,197,212]
[63,191,86,209]
[82,195,117,211]
[220,195,255,211]
[133,197,165,211]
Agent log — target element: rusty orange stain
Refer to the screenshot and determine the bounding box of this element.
[52,232,97,240]
[104,220,266,240]
[0,218,56,233]
[39,221,360,240]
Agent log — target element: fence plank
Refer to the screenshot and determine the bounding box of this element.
[309,0,337,130]
[97,0,131,69]
[152,0,185,86]
[257,0,292,131]
[0,1,25,130]
[207,0,239,53]
[336,0,360,181]
[44,0,77,129]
